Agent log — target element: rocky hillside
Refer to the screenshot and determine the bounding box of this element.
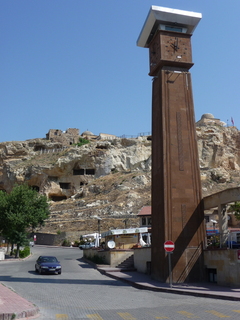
[1,118,240,237]
[196,124,240,196]
[0,136,152,235]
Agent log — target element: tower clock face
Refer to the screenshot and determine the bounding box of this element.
[148,31,193,76]
[163,34,192,63]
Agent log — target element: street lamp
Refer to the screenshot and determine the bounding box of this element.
[123,218,129,229]
[93,215,102,238]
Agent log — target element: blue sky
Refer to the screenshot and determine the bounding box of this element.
[1,1,240,142]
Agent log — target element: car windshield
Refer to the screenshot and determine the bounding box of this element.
[40,257,58,263]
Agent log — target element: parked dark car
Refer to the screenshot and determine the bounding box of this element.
[35,256,62,274]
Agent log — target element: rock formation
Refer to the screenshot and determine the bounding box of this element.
[0,116,240,239]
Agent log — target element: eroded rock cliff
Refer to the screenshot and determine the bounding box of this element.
[1,121,240,236]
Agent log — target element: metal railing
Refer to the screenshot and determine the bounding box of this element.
[119,132,151,139]
[207,232,240,249]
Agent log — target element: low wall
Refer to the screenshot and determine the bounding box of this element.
[83,249,134,267]
[31,232,67,246]
[84,247,151,271]
[133,247,151,273]
[0,249,5,260]
[204,249,240,286]
[84,245,240,286]
[133,247,240,286]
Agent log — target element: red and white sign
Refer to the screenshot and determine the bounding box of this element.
[164,240,175,252]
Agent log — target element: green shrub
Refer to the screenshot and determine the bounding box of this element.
[73,240,80,247]
[19,246,31,258]
[76,137,89,147]
[62,239,71,247]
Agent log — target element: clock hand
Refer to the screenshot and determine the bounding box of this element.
[174,38,179,51]
[170,39,179,51]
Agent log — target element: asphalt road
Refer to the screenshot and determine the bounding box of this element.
[0,246,240,320]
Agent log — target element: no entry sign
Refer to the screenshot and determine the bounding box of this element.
[164,240,175,252]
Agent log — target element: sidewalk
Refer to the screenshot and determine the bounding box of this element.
[0,254,39,320]
[97,266,240,301]
[0,283,39,320]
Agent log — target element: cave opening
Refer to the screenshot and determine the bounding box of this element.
[59,183,71,189]
[49,195,67,202]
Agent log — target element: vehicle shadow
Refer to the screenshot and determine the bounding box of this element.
[28,270,62,276]
[28,271,37,275]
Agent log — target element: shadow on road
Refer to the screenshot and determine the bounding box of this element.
[0,257,127,287]
[0,274,127,287]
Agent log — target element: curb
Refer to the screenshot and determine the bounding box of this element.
[1,253,33,262]
[0,307,39,320]
[97,268,240,302]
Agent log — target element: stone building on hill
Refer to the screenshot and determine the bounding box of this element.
[196,113,226,127]
[81,130,98,140]
[46,128,80,146]
[46,128,117,145]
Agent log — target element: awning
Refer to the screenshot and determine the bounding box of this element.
[102,227,148,238]
[206,229,219,235]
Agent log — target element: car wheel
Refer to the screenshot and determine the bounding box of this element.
[58,270,62,274]
[39,268,42,274]
[35,266,38,273]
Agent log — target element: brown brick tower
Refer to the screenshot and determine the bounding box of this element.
[137,6,206,283]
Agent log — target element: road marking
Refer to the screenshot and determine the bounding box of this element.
[233,310,240,313]
[177,311,200,318]
[147,311,169,319]
[117,312,137,320]
[56,315,68,319]
[205,310,230,318]
[87,314,104,320]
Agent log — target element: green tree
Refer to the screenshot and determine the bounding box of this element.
[0,190,8,232]
[228,201,240,220]
[76,137,89,147]
[0,184,50,257]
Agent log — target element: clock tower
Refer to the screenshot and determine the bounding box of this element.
[137,6,206,283]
